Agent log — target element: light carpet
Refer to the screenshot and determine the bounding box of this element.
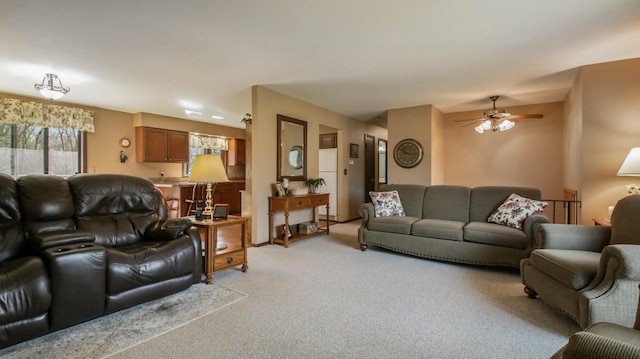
[110,221,581,359]
[0,283,247,359]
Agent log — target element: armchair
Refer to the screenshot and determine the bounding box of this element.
[521,195,640,329]
[550,284,640,359]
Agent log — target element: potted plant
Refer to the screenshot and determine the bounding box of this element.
[304,177,325,193]
[241,113,252,124]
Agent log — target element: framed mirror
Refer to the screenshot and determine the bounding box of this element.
[277,114,307,181]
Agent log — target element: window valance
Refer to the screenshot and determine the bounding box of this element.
[0,97,95,132]
[189,133,228,151]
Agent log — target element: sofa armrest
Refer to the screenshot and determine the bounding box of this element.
[535,223,611,251]
[144,218,193,241]
[360,203,375,223]
[578,245,640,328]
[561,330,640,359]
[523,214,550,246]
[29,229,95,250]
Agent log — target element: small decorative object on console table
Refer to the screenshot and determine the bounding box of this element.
[304,177,325,194]
[268,193,330,248]
[191,216,249,284]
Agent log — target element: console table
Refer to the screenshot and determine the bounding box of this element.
[190,216,248,284]
[268,193,330,248]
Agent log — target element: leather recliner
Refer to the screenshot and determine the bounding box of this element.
[0,173,202,349]
[0,173,51,347]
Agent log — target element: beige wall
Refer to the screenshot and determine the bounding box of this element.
[444,102,565,221]
[249,86,386,244]
[577,58,640,223]
[387,105,434,184]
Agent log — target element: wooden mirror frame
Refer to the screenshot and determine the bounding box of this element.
[277,114,307,181]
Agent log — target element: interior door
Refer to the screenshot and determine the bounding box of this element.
[364,134,375,203]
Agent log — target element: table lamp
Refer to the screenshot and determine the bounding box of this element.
[189,154,229,222]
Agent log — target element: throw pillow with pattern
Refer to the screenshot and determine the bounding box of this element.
[487,193,547,229]
[369,190,406,217]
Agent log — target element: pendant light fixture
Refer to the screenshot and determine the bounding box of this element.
[34,73,70,100]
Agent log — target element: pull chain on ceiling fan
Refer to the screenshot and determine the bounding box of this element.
[456,96,544,134]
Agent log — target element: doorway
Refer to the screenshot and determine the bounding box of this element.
[364,134,375,203]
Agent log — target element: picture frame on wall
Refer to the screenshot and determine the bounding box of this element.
[350,143,359,158]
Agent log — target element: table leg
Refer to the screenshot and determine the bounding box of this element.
[205,226,218,284]
[326,203,330,235]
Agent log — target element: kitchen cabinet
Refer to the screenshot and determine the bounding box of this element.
[227,138,246,166]
[135,127,189,163]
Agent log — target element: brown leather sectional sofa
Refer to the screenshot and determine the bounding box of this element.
[0,173,201,348]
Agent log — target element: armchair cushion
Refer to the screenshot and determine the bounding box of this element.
[610,195,640,246]
[106,236,196,295]
[530,249,600,290]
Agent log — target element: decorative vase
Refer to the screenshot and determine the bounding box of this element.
[308,186,315,194]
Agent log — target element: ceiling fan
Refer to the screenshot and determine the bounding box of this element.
[456,96,544,133]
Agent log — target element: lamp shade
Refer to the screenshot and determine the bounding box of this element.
[189,154,229,183]
[617,147,640,176]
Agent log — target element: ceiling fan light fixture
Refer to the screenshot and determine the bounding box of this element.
[475,125,484,134]
[34,73,70,100]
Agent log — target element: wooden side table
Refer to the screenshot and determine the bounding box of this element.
[191,216,248,284]
[268,193,330,248]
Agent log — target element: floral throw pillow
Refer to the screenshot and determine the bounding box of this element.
[369,190,406,217]
[487,193,548,229]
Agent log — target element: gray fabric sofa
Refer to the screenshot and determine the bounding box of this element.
[358,184,549,268]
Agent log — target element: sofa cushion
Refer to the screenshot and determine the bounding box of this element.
[529,249,600,290]
[412,219,465,241]
[106,236,195,295]
[0,257,51,325]
[367,216,419,235]
[369,190,405,217]
[464,222,529,249]
[422,185,471,222]
[379,184,427,218]
[487,193,548,229]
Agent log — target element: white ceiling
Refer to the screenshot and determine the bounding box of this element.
[1,1,640,129]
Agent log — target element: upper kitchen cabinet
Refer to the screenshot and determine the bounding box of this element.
[135,127,189,163]
[227,138,246,166]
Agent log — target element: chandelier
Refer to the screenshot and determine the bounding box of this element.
[34,73,70,100]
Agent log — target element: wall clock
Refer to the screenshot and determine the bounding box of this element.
[393,138,424,168]
[119,137,131,148]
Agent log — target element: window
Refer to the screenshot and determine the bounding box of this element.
[183,133,228,177]
[0,123,86,177]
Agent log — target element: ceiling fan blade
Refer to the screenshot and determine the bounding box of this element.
[508,114,544,120]
[454,118,484,122]
[461,121,482,127]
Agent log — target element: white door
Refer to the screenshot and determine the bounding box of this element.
[318,148,337,220]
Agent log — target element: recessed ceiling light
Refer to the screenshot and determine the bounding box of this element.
[211,115,224,120]
[185,110,202,116]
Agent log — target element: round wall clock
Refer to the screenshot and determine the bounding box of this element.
[119,137,131,148]
[393,138,424,168]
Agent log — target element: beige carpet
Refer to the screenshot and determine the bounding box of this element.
[109,221,580,359]
[0,284,246,359]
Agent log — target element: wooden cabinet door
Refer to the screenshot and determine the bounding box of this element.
[320,133,337,149]
[227,138,246,166]
[136,127,167,162]
[167,130,189,162]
